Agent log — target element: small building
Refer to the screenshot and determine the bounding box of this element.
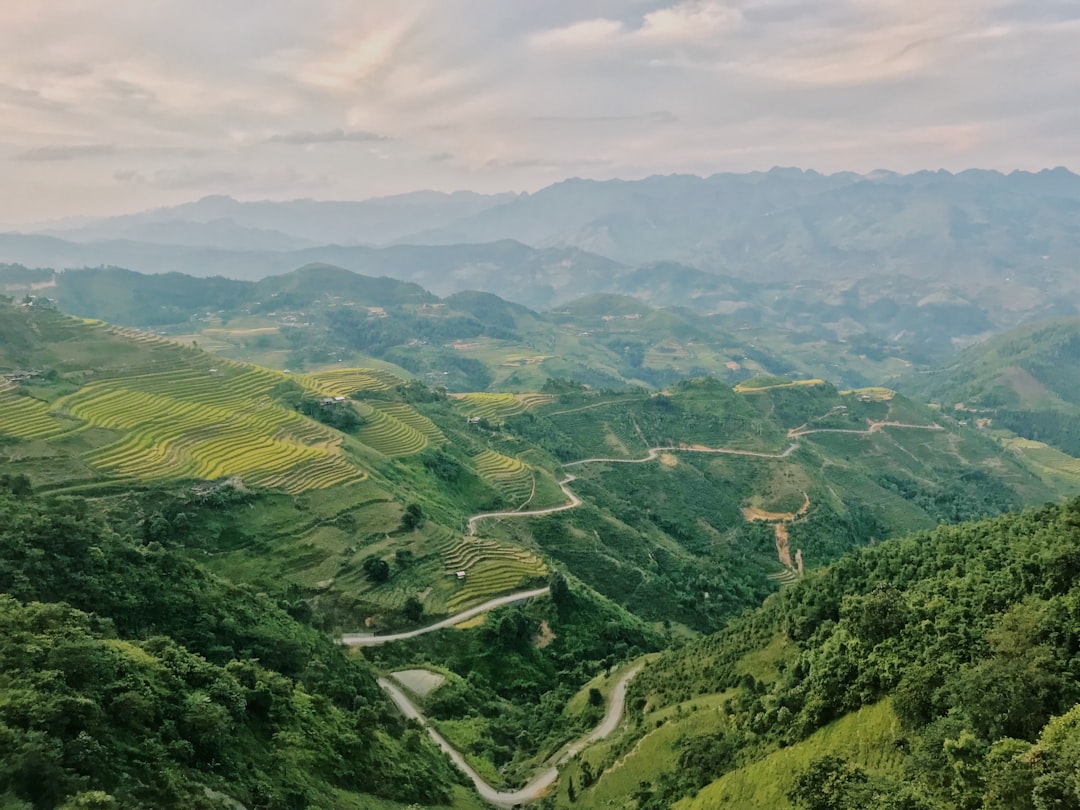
[455,571,467,580]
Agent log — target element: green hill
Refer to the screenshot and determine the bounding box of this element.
[902,318,1080,490]
[561,497,1080,809]
[0,486,460,809]
[2,263,954,390]
[5,295,1080,803]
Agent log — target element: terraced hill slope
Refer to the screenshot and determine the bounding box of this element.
[0,304,445,493]
[900,317,1080,496]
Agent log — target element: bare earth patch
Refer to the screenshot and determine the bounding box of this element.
[391,668,446,698]
[658,453,679,468]
[773,523,793,570]
[742,494,810,571]
[533,619,556,649]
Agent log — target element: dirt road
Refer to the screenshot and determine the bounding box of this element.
[378,664,642,807]
[340,586,550,646]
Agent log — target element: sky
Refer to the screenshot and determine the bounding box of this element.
[1,0,1078,223]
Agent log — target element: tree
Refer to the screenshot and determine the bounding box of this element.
[403,596,423,622]
[549,570,571,605]
[400,504,423,532]
[362,556,390,583]
[788,756,872,810]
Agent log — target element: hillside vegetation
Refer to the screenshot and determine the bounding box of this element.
[556,497,1080,809]
[0,485,460,809]
[902,318,1080,495]
[7,296,1080,805]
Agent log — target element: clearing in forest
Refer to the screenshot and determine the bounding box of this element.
[742,493,811,573]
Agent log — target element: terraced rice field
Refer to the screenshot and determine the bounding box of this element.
[1009,438,1080,478]
[472,449,534,504]
[454,392,524,421]
[373,402,447,446]
[3,316,444,492]
[14,331,416,492]
[57,363,366,492]
[767,568,800,587]
[443,536,546,610]
[0,384,69,440]
[296,368,397,395]
[516,393,557,411]
[734,378,826,393]
[354,406,430,457]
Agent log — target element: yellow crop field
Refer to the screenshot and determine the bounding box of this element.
[0,316,448,493]
[52,361,367,492]
[0,385,69,440]
[296,368,395,395]
[453,392,524,420]
[472,449,533,504]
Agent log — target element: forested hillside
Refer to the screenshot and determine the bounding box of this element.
[563,498,1080,809]
[7,292,1080,808]
[0,483,461,809]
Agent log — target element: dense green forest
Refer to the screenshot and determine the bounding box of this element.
[613,498,1080,809]
[0,482,459,809]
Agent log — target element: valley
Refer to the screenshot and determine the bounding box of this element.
[3,0,1079,804]
[7,276,1080,807]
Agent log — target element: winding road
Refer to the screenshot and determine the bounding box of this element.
[379,664,642,807]
[349,419,941,646]
[344,415,943,804]
[341,587,551,646]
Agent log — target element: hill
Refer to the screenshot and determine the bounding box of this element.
[0,485,462,809]
[0,263,937,390]
[5,295,1080,800]
[0,297,1065,629]
[552,497,1080,809]
[901,318,1080,487]
[401,168,1080,281]
[6,169,1080,371]
[33,190,518,248]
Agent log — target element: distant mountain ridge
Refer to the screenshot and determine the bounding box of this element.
[399,166,1080,278]
[4,167,1080,373]
[30,189,519,248]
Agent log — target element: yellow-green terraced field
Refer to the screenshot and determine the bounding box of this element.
[373,402,447,445]
[354,406,430,457]
[453,392,524,420]
[296,368,395,395]
[515,392,557,410]
[447,557,547,610]
[1007,437,1080,479]
[0,386,70,440]
[472,449,534,503]
[60,380,358,492]
[0,311,450,493]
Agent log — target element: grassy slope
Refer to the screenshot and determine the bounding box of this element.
[580,497,1080,810]
[676,701,903,810]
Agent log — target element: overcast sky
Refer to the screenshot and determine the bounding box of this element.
[1,1,1077,223]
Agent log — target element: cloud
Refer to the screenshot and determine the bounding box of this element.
[638,1,743,41]
[113,166,330,192]
[0,1,1076,221]
[15,144,116,162]
[530,18,625,49]
[530,111,679,125]
[267,128,391,145]
[531,1,741,50]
